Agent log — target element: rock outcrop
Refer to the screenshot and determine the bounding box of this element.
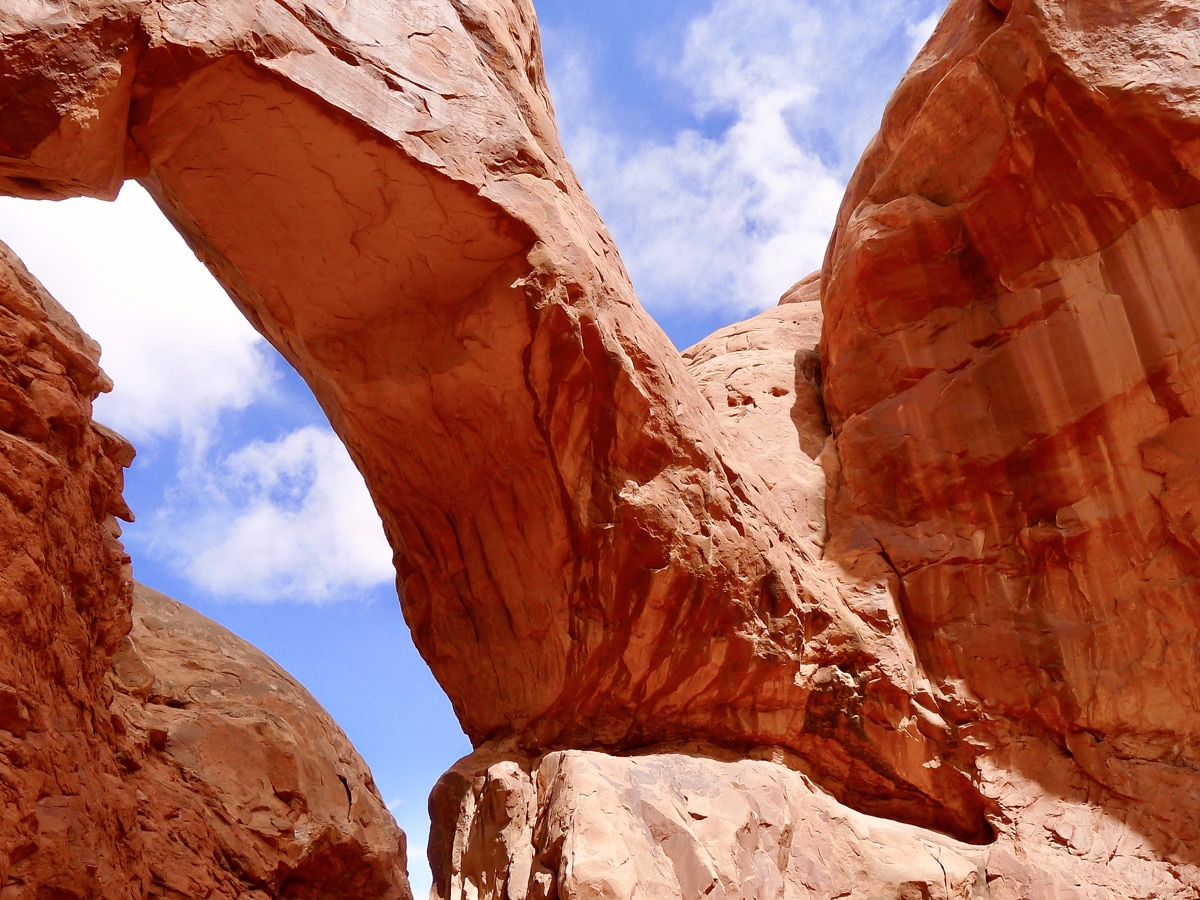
[0,240,143,897]
[0,244,409,897]
[0,0,991,842]
[430,282,1200,898]
[3,0,1200,896]
[821,0,1200,881]
[110,583,411,900]
[432,744,1199,900]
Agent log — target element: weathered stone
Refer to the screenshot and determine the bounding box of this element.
[431,745,1200,899]
[821,0,1200,874]
[0,242,409,896]
[0,0,990,840]
[0,241,143,898]
[111,583,411,900]
[3,0,1200,896]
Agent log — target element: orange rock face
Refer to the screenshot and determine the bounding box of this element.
[3,0,1200,896]
[0,241,142,896]
[0,0,991,842]
[822,0,1200,874]
[0,249,407,896]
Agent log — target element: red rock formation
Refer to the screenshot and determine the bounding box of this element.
[0,0,990,841]
[0,243,409,896]
[3,0,1200,895]
[821,0,1200,873]
[431,237,1200,894]
[111,583,411,899]
[0,241,143,897]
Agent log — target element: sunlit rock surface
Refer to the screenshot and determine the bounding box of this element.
[1,0,1200,896]
[821,0,1200,887]
[432,744,1200,900]
[0,0,989,842]
[0,245,408,897]
[110,583,411,899]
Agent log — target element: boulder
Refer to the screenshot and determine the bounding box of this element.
[110,583,411,899]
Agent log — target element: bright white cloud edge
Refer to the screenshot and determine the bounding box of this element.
[547,0,946,320]
[0,185,395,605]
[164,426,394,604]
[0,184,279,444]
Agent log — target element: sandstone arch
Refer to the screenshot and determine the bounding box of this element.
[5,0,1200,896]
[0,0,993,842]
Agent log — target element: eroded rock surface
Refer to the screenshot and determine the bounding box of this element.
[110,583,411,900]
[0,241,141,897]
[0,245,408,896]
[432,745,1200,900]
[3,0,1200,896]
[0,0,991,841]
[821,0,1200,877]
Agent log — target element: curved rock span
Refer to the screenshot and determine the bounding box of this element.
[0,0,1198,896]
[0,0,992,839]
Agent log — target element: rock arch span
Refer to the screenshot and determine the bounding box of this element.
[5,0,1200,896]
[0,0,992,842]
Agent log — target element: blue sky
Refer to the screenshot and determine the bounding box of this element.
[0,1,945,893]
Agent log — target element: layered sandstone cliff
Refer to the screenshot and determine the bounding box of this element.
[821,0,1200,884]
[2,0,1200,897]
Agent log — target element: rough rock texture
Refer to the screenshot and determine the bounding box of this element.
[821,0,1200,883]
[0,240,142,897]
[0,245,409,895]
[110,583,411,899]
[431,284,1200,898]
[0,0,991,841]
[684,285,828,550]
[433,745,1200,900]
[4,0,1200,896]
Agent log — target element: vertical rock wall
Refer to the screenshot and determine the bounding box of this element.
[0,243,144,896]
[821,0,1200,870]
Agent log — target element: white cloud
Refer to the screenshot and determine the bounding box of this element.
[547,0,947,319]
[157,426,394,603]
[906,9,944,59]
[0,183,279,443]
[564,97,844,318]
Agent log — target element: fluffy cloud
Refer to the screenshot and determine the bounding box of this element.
[0,184,278,443]
[907,9,945,59]
[0,185,394,604]
[546,0,947,320]
[154,426,394,603]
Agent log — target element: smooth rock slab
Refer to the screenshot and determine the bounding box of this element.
[430,745,1200,900]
